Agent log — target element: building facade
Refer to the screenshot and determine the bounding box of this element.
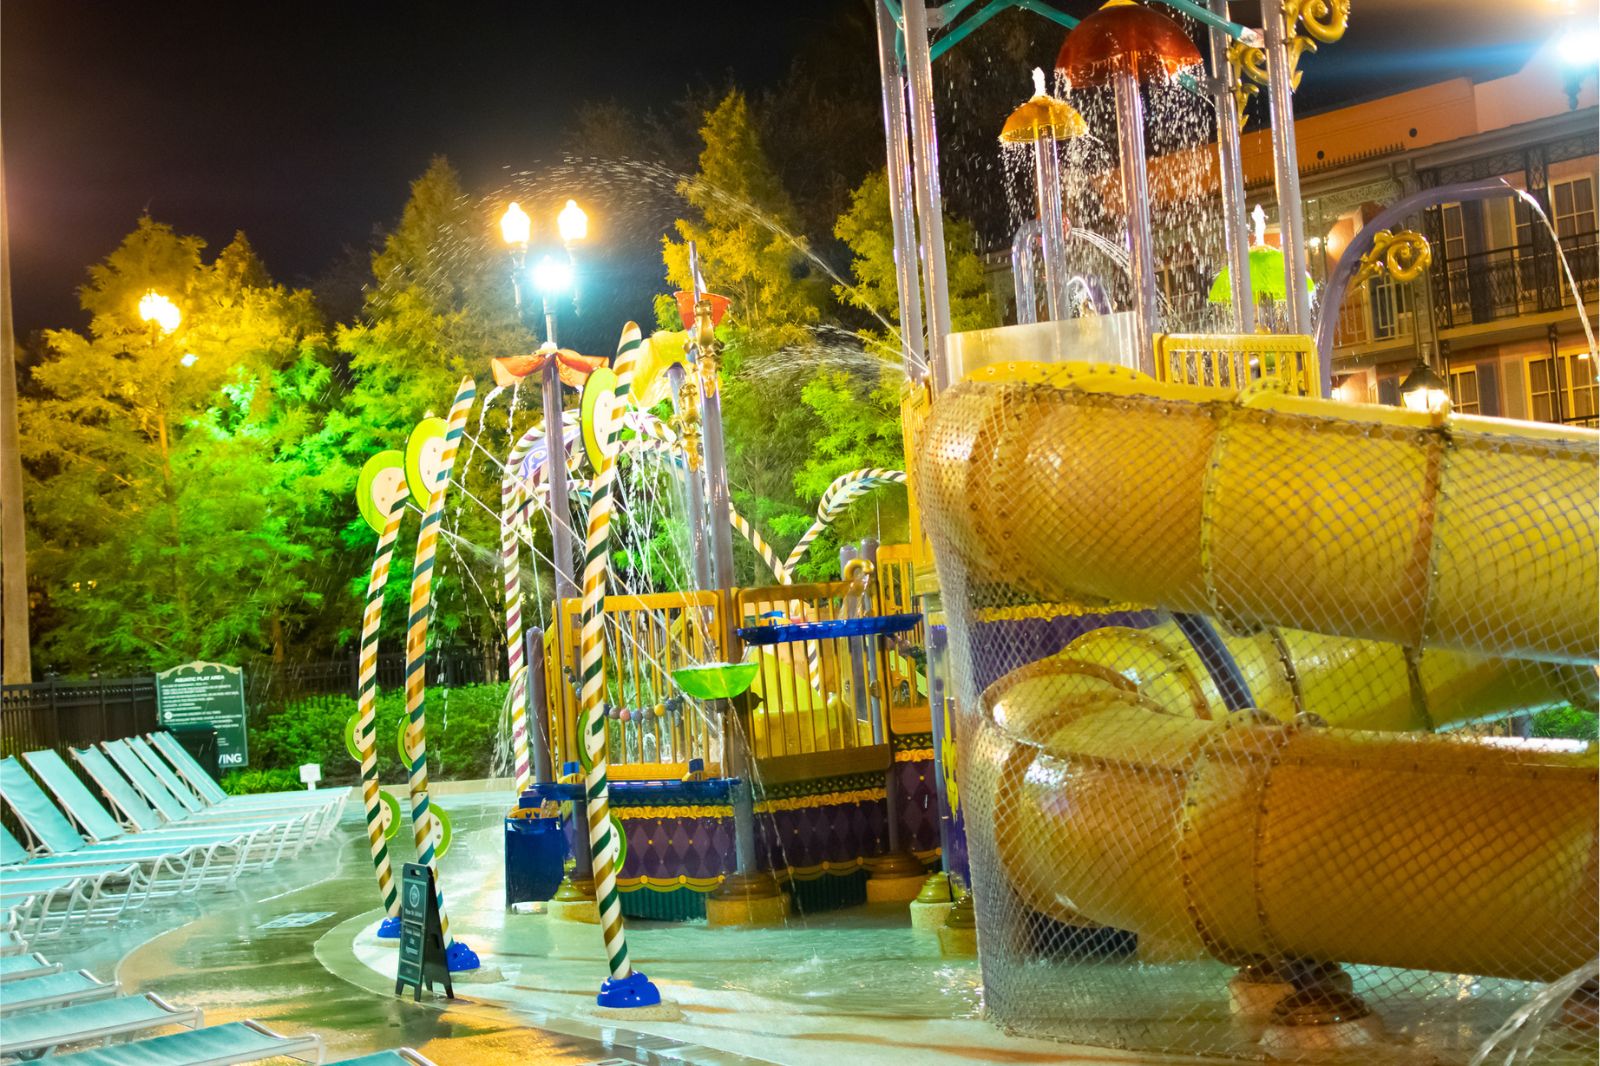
[986,43,1598,426]
[1265,46,1598,425]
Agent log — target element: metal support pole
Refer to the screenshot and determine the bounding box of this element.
[1208,0,1255,333]
[857,538,904,856]
[699,369,737,598]
[1011,221,1041,324]
[541,304,577,606]
[860,538,885,748]
[1263,5,1312,335]
[925,625,953,871]
[875,0,928,382]
[1112,71,1160,376]
[525,626,553,785]
[902,0,954,392]
[1035,133,1072,321]
[666,363,713,593]
[725,699,760,878]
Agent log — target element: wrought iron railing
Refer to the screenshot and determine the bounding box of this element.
[1431,233,1598,331]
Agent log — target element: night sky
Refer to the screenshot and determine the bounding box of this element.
[2,0,1558,340]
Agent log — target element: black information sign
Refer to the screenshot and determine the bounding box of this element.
[155,661,249,769]
[395,862,453,1001]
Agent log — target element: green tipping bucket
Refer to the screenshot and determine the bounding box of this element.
[671,662,760,700]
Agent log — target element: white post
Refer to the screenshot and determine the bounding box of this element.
[1263,5,1312,335]
[875,0,928,382]
[902,0,954,392]
[1208,0,1256,333]
[1113,70,1160,377]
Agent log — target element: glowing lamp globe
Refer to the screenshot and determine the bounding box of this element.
[137,291,182,335]
[532,256,572,295]
[1400,360,1450,413]
[1055,1,1203,89]
[557,199,588,243]
[1557,27,1599,69]
[499,202,531,247]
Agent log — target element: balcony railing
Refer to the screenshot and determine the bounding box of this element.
[1431,233,1598,331]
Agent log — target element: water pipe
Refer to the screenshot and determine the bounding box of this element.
[1065,274,1112,315]
[1011,221,1041,324]
[1023,72,1075,321]
[1311,178,1528,395]
[525,626,554,785]
[1207,0,1255,333]
[875,0,930,382]
[1262,9,1313,336]
[1112,69,1161,376]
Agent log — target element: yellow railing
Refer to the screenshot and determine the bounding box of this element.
[732,581,889,764]
[548,590,723,778]
[874,544,931,734]
[537,545,929,784]
[1154,333,1320,397]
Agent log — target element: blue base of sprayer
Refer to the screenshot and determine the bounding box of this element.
[377,916,401,939]
[597,970,662,1009]
[445,940,481,972]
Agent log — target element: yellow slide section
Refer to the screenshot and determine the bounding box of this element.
[923,362,1597,664]
[920,362,1600,982]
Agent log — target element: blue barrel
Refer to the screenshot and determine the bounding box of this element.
[504,811,569,906]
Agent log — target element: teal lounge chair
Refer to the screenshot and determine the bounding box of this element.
[336,1050,438,1065]
[147,730,346,819]
[0,969,118,1014]
[70,746,296,874]
[39,1019,323,1065]
[1,757,242,892]
[0,992,202,1058]
[0,929,25,956]
[128,736,343,842]
[0,951,61,982]
[141,729,350,819]
[24,749,294,867]
[98,741,317,849]
[1,824,152,937]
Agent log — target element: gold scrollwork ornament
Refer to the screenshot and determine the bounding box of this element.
[1352,229,1432,288]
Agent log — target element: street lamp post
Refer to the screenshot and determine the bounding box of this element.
[500,202,587,607]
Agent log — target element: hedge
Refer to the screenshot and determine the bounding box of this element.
[224,682,507,793]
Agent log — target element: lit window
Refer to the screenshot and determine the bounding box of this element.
[1448,365,1480,415]
[1525,351,1599,426]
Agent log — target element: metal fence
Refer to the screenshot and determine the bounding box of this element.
[1,646,496,759]
[0,676,159,757]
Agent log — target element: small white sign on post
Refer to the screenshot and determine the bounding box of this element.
[299,763,322,791]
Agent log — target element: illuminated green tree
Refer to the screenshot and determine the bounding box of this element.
[22,218,335,670]
[331,158,535,647]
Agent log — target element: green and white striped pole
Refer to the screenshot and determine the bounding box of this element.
[357,500,404,924]
[577,324,662,1009]
[404,375,479,972]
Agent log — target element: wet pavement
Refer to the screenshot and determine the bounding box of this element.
[39,792,1180,1065]
[46,795,764,1065]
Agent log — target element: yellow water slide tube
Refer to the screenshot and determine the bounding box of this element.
[923,362,1597,665]
[919,362,1600,982]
